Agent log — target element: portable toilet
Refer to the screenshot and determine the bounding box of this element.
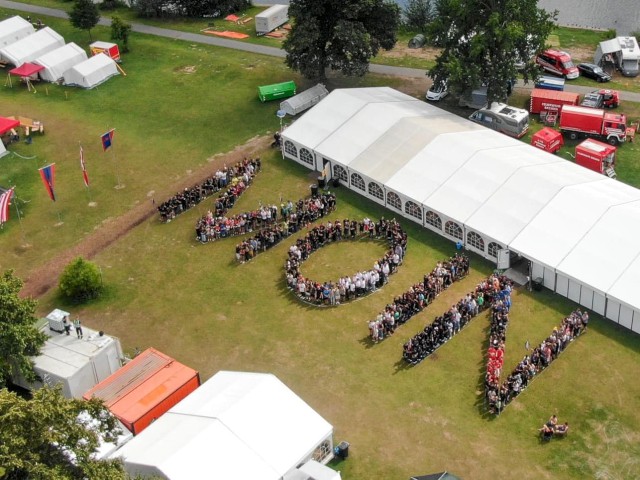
[531,127,564,154]
[258,80,296,102]
[575,139,617,177]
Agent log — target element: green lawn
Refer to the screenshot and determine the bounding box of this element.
[0,7,639,480]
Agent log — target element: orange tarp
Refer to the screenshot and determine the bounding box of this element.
[224,14,239,21]
[203,30,249,39]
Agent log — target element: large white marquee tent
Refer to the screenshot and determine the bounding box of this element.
[282,87,640,334]
[115,371,337,480]
[0,27,64,66]
[34,42,87,82]
[0,15,35,49]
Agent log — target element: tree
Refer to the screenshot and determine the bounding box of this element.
[59,257,103,303]
[403,0,434,34]
[283,0,401,80]
[0,386,126,479]
[69,0,100,41]
[427,0,556,103]
[111,15,132,53]
[0,270,46,388]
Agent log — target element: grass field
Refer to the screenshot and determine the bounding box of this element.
[1,7,640,480]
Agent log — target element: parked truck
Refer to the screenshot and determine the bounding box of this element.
[580,89,620,109]
[255,4,289,35]
[558,105,627,145]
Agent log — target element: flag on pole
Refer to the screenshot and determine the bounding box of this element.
[101,129,115,151]
[0,187,14,226]
[80,146,89,187]
[38,164,56,202]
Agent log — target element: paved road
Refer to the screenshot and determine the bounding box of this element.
[2,0,640,102]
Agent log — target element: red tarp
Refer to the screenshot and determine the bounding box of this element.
[9,63,44,77]
[224,14,240,21]
[0,117,20,135]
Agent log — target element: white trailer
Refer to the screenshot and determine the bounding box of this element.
[255,4,289,35]
[594,36,640,77]
[280,83,329,116]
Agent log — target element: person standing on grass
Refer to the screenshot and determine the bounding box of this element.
[73,318,83,339]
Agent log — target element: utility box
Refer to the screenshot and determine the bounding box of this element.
[258,80,296,102]
[255,4,289,35]
[531,127,564,154]
[575,138,616,176]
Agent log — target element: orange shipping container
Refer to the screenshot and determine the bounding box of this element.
[83,348,200,435]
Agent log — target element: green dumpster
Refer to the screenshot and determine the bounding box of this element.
[258,81,296,102]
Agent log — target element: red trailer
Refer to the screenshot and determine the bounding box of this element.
[531,127,564,153]
[83,348,200,435]
[575,139,616,176]
[529,88,580,114]
[89,41,121,62]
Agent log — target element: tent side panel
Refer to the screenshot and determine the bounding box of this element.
[632,313,640,334]
[579,285,594,310]
[568,279,581,303]
[606,300,620,322]
[592,292,606,315]
[555,274,569,297]
[532,262,544,281]
[618,304,633,329]
[543,267,556,290]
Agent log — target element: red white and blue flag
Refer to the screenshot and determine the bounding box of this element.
[101,129,115,151]
[80,146,89,187]
[0,187,14,226]
[38,163,56,202]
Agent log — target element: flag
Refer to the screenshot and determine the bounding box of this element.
[39,164,56,202]
[0,187,14,226]
[80,146,89,187]
[101,129,115,151]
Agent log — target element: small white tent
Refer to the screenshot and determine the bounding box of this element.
[63,53,119,89]
[35,42,87,82]
[0,27,64,66]
[0,16,35,49]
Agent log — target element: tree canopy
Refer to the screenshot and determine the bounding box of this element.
[69,0,100,41]
[0,386,126,479]
[403,0,434,34]
[0,270,46,389]
[427,0,556,103]
[284,0,401,79]
[59,257,103,303]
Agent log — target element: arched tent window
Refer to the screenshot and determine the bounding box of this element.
[368,182,384,200]
[405,201,422,221]
[333,165,348,182]
[387,191,402,210]
[300,148,314,166]
[425,210,442,230]
[467,231,485,252]
[284,141,297,158]
[351,173,365,191]
[488,242,502,259]
[444,221,463,240]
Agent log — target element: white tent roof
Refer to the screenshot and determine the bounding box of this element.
[0,27,64,66]
[34,42,87,82]
[116,371,334,480]
[62,53,119,89]
[0,16,35,49]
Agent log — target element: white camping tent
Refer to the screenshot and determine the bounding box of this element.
[115,371,335,480]
[11,315,124,398]
[0,16,35,49]
[281,87,640,333]
[63,53,119,89]
[34,42,87,82]
[280,84,329,116]
[0,27,64,66]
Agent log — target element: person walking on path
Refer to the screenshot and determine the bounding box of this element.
[73,318,83,339]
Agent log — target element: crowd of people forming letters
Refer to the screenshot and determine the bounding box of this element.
[368,254,470,343]
[158,157,261,223]
[285,218,408,305]
[402,273,508,364]
[486,307,588,415]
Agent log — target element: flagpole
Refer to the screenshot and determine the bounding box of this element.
[110,127,123,189]
[79,142,93,203]
[13,190,28,244]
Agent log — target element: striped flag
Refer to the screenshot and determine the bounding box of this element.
[38,164,56,202]
[101,128,115,151]
[0,187,14,226]
[80,146,89,187]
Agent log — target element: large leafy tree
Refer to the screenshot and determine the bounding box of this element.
[284,0,401,79]
[427,0,556,103]
[69,0,100,41]
[403,0,434,34]
[0,270,46,388]
[0,386,126,479]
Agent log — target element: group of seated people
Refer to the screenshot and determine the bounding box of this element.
[486,308,589,415]
[234,193,338,262]
[285,218,408,305]
[368,254,470,343]
[402,274,510,365]
[158,157,260,223]
[539,415,570,441]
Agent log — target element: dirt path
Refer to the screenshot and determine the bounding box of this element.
[21,135,272,299]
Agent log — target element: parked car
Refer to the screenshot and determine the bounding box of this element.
[426,82,448,101]
[577,63,611,82]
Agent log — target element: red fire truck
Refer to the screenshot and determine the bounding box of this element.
[558,105,627,145]
[530,89,580,114]
[580,89,620,109]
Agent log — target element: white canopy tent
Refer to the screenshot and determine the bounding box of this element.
[281,87,640,333]
[0,16,35,49]
[34,42,87,82]
[0,27,64,66]
[115,371,335,480]
[62,53,119,89]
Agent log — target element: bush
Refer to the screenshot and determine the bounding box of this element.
[605,28,617,40]
[59,257,103,303]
